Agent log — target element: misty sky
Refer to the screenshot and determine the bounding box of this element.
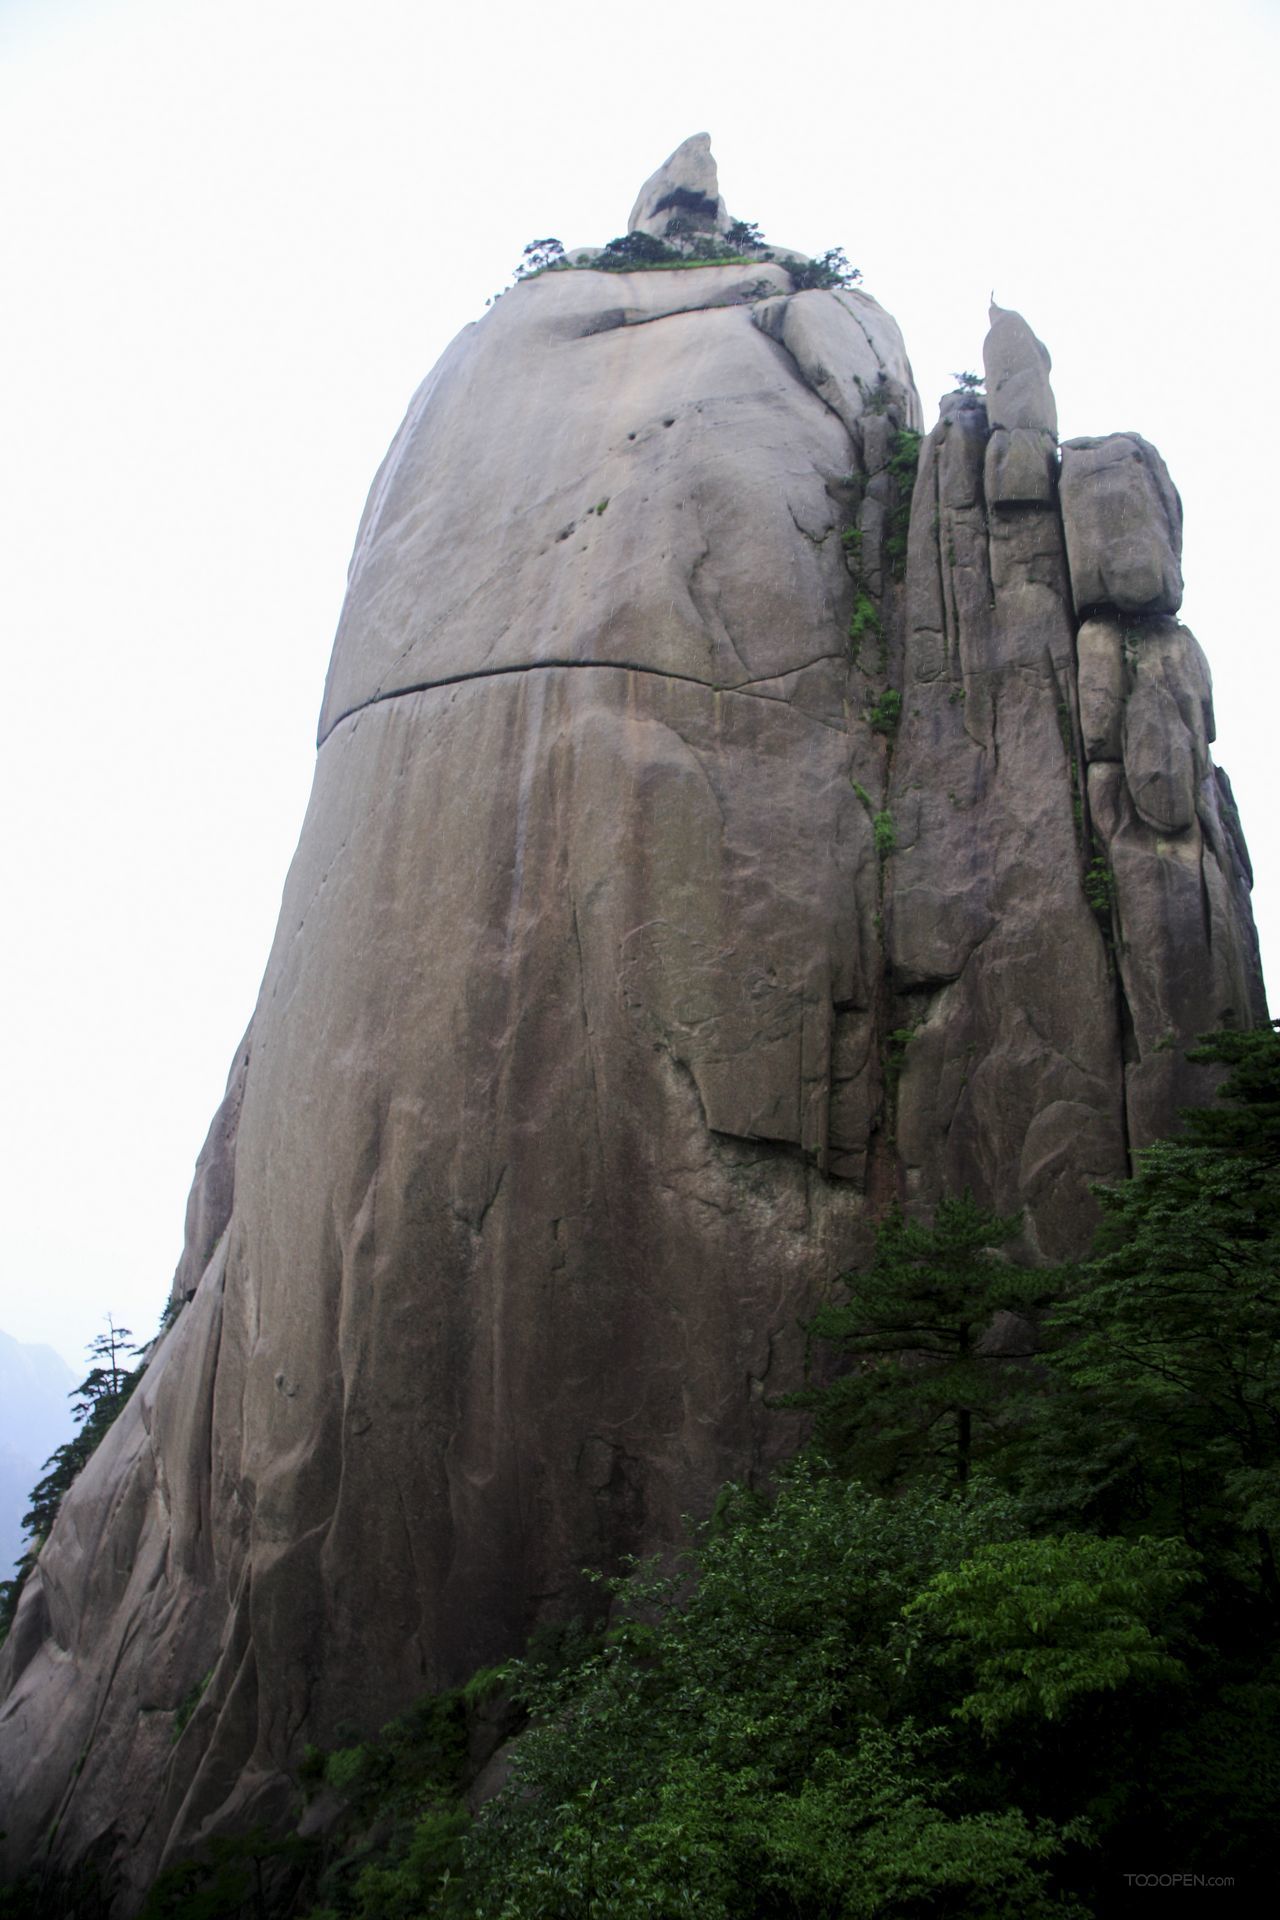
[1,0,1275,1371]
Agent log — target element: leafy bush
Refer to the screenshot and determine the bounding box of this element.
[873,809,896,859]
[906,1533,1196,1734]
[848,588,881,660]
[868,688,902,737]
[463,1471,1081,1920]
[1083,855,1114,922]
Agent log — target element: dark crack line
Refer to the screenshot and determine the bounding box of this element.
[833,292,888,373]
[750,304,857,443]
[320,654,853,744]
[577,291,776,336]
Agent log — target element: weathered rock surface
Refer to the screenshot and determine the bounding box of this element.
[167,1023,253,1309]
[984,426,1056,506]
[1076,617,1126,761]
[752,289,923,441]
[1078,611,1257,1141]
[983,302,1057,433]
[891,378,1126,1258]
[1060,433,1184,615]
[0,158,1267,1913]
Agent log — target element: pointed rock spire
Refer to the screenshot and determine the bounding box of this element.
[983,301,1057,434]
[628,131,729,241]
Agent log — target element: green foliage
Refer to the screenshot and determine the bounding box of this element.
[463,1470,1081,1919]
[0,1863,109,1920]
[872,809,896,859]
[292,1693,476,1919]
[789,1194,1034,1489]
[787,247,862,291]
[1044,1136,1280,1591]
[724,218,765,251]
[906,1533,1196,1734]
[884,1024,916,1092]
[1,1316,144,1643]
[953,370,984,393]
[1017,1031,1280,1572]
[884,427,922,581]
[320,1691,469,1820]
[594,230,680,269]
[1082,855,1114,923]
[868,687,902,737]
[886,426,923,487]
[582,231,757,274]
[1183,1021,1280,1160]
[172,1670,212,1741]
[848,588,881,658]
[514,237,565,281]
[461,1662,507,1708]
[326,1806,470,1919]
[142,1827,317,1919]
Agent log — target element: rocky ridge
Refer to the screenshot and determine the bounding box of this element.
[0,137,1266,1909]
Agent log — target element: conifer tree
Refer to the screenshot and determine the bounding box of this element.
[790,1192,1038,1489]
[1,1316,143,1642]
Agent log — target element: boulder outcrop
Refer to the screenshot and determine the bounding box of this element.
[0,142,1266,1910]
[1060,433,1184,615]
[627,130,729,242]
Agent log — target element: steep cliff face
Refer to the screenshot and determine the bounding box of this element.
[0,139,1266,1906]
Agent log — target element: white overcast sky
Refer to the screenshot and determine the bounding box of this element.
[1,0,1276,1372]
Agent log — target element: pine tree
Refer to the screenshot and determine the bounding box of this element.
[1,1316,143,1642]
[1044,1027,1280,1603]
[790,1192,1040,1490]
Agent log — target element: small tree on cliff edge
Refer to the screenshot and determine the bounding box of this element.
[788,1192,1039,1490]
[0,1317,143,1641]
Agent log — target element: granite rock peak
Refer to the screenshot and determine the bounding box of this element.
[627,130,730,240]
[0,151,1266,1914]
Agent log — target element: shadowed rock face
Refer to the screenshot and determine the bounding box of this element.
[0,143,1267,1909]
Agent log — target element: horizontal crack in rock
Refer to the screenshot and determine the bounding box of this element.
[320,655,849,746]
